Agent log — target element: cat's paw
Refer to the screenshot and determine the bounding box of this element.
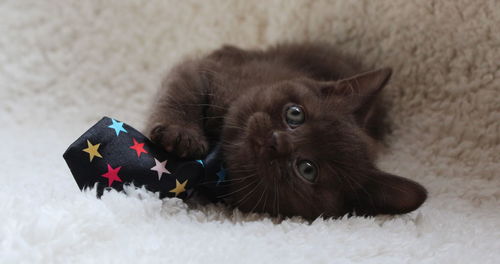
[149,124,208,159]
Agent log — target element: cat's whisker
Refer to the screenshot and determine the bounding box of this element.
[344,173,373,210]
[233,178,263,209]
[199,173,257,186]
[225,173,256,181]
[196,116,226,121]
[277,183,280,217]
[160,93,193,108]
[261,185,270,214]
[367,175,412,195]
[184,103,228,110]
[273,177,278,217]
[198,69,230,94]
[326,162,369,196]
[216,178,257,199]
[227,167,256,173]
[340,169,373,196]
[198,68,221,78]
[290,181,322,213]
[197,177,251,186]
[221,140,246,148]
[250,184,267,214]
[222,125,246,131]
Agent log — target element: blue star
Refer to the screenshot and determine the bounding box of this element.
[196,160,204,167]
[216,167,226,185]
[108,118,127,136]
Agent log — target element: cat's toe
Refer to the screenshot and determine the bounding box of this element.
[175,128,208,159]
[149,124,166,145]
[150,124,208,159]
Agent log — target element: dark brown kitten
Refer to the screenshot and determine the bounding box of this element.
[146,43,427,220]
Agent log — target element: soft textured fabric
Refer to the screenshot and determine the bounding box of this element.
[0,1,499,263]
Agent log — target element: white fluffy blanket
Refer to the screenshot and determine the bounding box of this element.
[1,1,499,263]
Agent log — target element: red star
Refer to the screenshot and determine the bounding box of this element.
[129,138,148,157]
[101,164,123,187]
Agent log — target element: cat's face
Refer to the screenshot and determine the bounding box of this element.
[221,69,427,220]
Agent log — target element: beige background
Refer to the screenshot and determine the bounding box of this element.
[0,1,499,263]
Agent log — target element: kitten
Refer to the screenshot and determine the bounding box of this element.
[146,43,427,220]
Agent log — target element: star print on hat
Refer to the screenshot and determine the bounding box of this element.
[101,164,123,187]
[150,158,171,180]
[129,138,148,157]
[108,118,128,136]
[82,140,102,162]
[63,117,211,199]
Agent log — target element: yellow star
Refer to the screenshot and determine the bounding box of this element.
[169,179,188,197]
[82,140,102,162]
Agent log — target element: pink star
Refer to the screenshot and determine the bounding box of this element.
[150,158,171,180]
[130,138,148,157]
[101,164,123,187]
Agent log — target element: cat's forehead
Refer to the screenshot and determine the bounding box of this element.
[272,80,319,99]
[271,81,335,110]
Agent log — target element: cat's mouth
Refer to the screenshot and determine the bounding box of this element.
[244,112,295,180]
[251,131,292,161]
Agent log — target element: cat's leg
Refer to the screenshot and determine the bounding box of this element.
[146,60,209,159]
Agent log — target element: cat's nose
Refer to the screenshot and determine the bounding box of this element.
[266,131,292,158]
[267,131,279,149]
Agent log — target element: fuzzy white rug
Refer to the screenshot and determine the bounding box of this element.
[1,1,499,263]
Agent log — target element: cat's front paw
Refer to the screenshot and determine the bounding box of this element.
[149,124,208,159]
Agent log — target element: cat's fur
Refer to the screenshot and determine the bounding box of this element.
[146,43,427,220]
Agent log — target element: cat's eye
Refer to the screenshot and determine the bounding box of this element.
[285,105,305,127]
[296,160,317,183]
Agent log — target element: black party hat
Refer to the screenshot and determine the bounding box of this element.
[63,117,227,200]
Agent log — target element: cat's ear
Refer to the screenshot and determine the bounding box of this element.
[320,68,392,113]
[349,170,427,216]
